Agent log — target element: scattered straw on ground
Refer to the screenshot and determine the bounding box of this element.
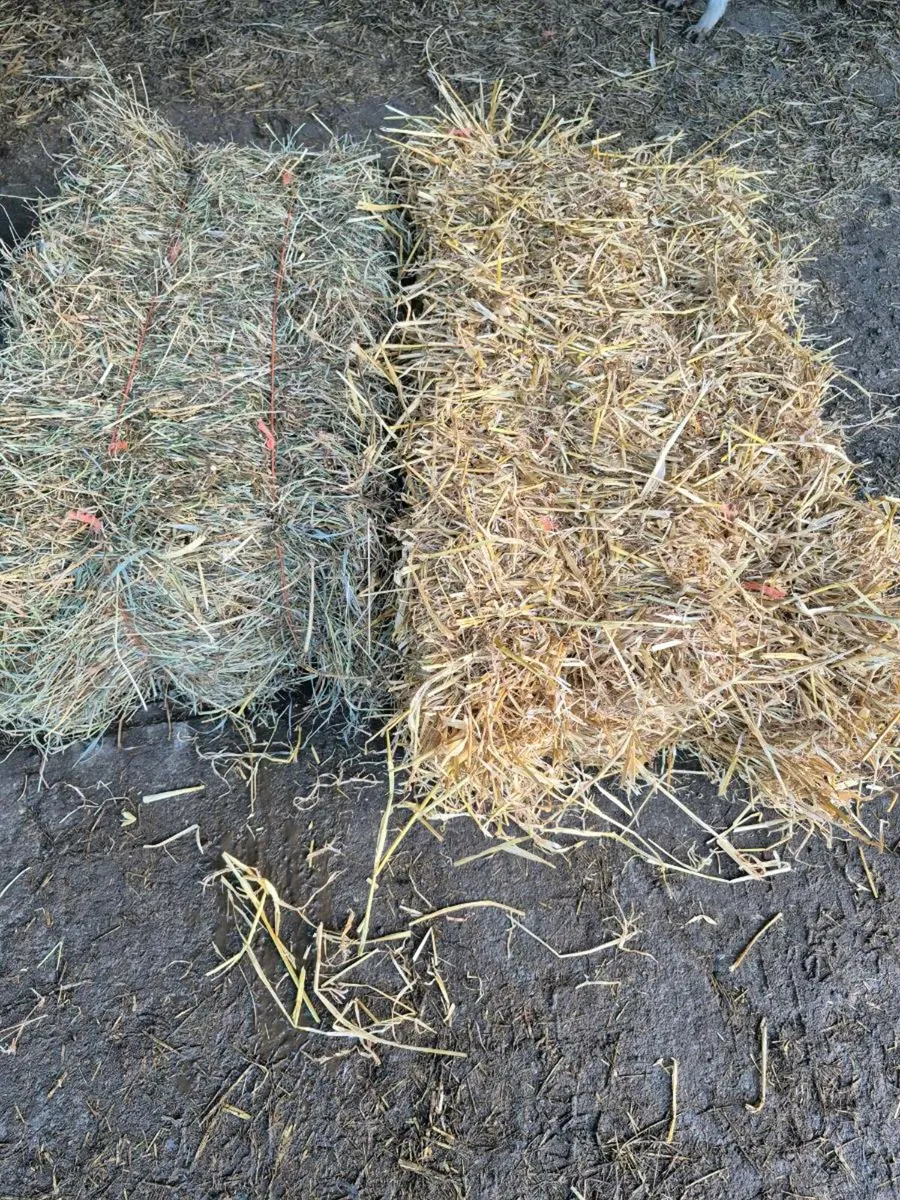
[7,2,895,243]
[208,846,638,1055]
[209,851,465,1060]
[0,76,395,743]
[0,3,85,129]
[384,81,900,838]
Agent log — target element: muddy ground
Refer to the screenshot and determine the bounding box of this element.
[1,1,899,1197]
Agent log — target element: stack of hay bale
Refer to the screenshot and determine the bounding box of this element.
[0,81,395,742]
[4,75,898,846]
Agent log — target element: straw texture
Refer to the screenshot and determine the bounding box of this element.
[387,84,900,835]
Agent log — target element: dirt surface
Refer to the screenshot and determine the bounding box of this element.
[1,1,899,1198]
[3,722,900,1200]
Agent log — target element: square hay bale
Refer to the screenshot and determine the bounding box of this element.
[0,80,396,744]
[387,84,900,836]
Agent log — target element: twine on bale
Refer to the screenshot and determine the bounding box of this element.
[266,171,301,649]
[383,80,900,840]
[107,195,189,458]
[0,77,396,744]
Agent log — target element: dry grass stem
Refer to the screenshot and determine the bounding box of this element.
[746,1016,770,1113]
[729,912,783,972]
[664,1057,679,1144]
[209,852,466,1058]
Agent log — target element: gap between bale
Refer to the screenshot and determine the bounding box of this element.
[381,79,900,841]
[0,75,399,745]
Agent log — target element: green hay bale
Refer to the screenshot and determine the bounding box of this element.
[0,80,396,744]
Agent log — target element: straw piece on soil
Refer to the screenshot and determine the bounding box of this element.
[384,80,900,836]
[0,77,396,743]
[208,851,465,1059]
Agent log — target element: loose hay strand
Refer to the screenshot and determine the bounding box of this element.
[208,852,466,1058]
[385,80,900,839]
[729,912,783,973]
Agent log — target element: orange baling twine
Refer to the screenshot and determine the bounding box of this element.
[264,167,301,645]
[108,211,185,457]
[65,193,189,554]
[87,171,301,651]
[64,509,104,537]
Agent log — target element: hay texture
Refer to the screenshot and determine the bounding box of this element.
[0,81,395,743]
[388,84,900,835]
